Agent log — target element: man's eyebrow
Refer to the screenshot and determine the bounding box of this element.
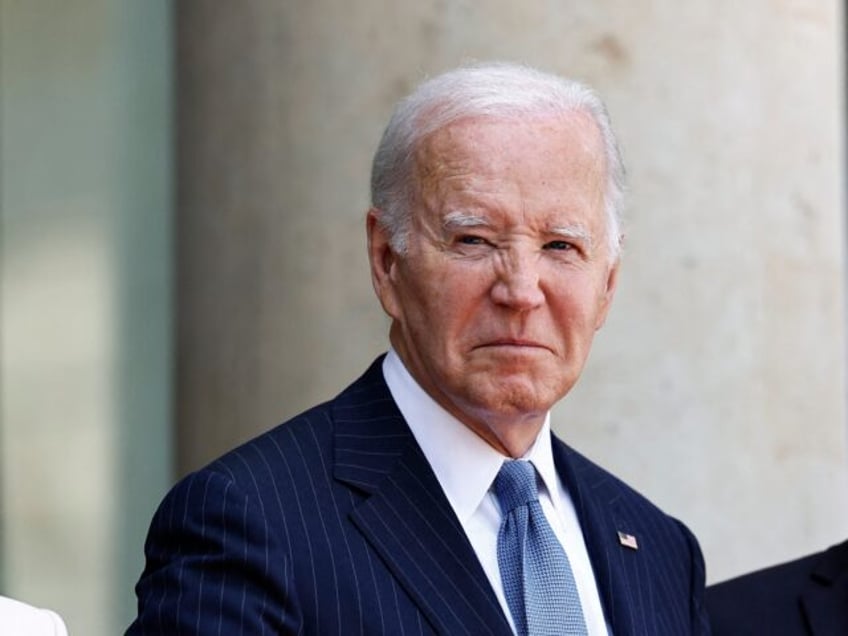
[441,214,595,247]
[550,224,594,247]
[442,211,491,230]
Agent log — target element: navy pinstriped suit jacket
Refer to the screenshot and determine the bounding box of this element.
[128,356,710,635]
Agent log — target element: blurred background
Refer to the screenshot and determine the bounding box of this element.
[2,2,847,634]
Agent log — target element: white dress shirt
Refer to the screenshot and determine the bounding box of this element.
[0,596,68,636]
[383,349,610,635]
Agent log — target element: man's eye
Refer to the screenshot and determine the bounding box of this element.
[544,240,573,251]
[458,235,487,245]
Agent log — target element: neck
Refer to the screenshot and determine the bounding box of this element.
[463,414,546,458]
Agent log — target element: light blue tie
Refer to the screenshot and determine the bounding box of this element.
[493,460,588,636]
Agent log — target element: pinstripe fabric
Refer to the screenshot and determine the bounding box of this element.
[553,441,711,635]
[128,356,710,635]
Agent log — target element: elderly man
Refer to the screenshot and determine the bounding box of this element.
[129,63,709,635]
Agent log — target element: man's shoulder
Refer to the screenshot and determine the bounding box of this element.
[708,539,848,602]
[708,550,821,599]
[551,436,702,560]
[705,542,848,635]
[188,354,400,488]
[551,436,710,633]
[205,398,338,480]
[552,437,674,518]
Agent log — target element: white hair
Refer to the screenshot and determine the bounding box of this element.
[370,62,626,258]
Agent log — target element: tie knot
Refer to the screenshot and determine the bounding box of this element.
[493,460,539,514]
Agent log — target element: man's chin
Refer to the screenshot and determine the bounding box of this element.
[462,379,561,423]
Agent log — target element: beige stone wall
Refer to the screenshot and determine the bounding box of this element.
[5,4,842,634]
[1,2,172,634]
[178,0,848,584]
[554,2,848,582]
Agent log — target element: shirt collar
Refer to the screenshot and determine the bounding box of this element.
[382,348,561,522]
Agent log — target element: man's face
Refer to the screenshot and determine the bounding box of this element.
[368,113,619,455]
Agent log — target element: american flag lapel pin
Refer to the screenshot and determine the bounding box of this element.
[617,530,639,550]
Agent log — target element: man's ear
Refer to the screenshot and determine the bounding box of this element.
[594,238,623,330]
[366,207,402,319]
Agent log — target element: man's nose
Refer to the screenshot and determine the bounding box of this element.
[490,250,545,310]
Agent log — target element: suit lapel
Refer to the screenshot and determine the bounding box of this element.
[332,360,512,636]
[552,439,641,635]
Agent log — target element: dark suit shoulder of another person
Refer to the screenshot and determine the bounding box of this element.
[706,540,848,636]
